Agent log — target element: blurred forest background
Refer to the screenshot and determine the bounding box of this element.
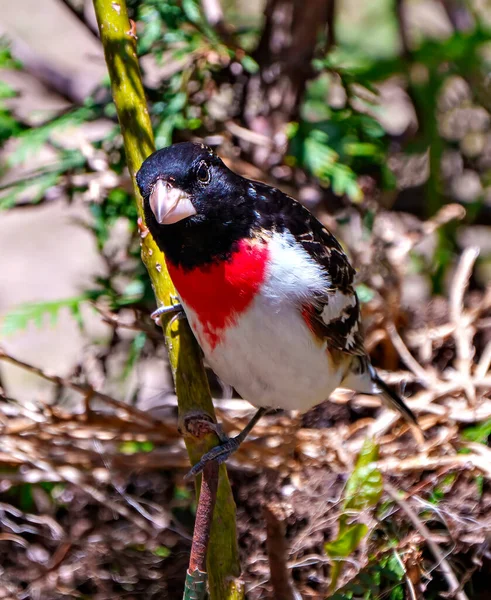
[1,0,491,598]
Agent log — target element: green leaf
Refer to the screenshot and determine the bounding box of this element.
[0,172,57,210]
[138,5,163,54]
[0,80,16,99]
[182,0,202,25]
[119,440,155,455]
[119,441,140,455]
[344,438,383,512]
[462,419,491,444]
[241,55,259,74]
[167,92,187,114]
[356,283,375,304]
[328,551,405,599]
[325,438,383,590]
[326,523,368,590]
[326,523,368,559]
[174,485,192,501]
[122,331,147,379]
[343,142,380,157]
[153,545,171,558]
[330,164,363,202]
[0,41,22,70]
[1,296,90,336]
[0,151,85,210]
[0,109,22,145]
[8,108,92,167]
[428,472,457,504]
[476,475,484,498]
[118,280,145,305]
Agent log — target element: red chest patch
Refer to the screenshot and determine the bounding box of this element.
[166,238,270,349]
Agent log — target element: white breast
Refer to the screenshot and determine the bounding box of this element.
[182,233,347,411]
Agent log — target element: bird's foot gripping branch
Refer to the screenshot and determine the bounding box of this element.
[185,407,267,479]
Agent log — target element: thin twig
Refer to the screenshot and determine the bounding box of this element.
[184,462,219,600]
[385,481,469,600]
[392,548,418,600]
[385,321,435,386]
[379,453,491,479]
[0,347,162,429]
[1,438,161,535]
[93,304,162,340]
[264,503,301,600]
[450,247,479,391]
[225,121,274,148]
[475,339,491,381]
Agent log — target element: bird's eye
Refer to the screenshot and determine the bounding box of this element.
[197,161,210,184]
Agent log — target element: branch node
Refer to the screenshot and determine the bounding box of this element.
[182,411,217,439]
[184,569,208,600]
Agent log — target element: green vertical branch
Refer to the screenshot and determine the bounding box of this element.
[92,1,243,597]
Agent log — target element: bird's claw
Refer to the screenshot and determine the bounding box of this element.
[185,436,240,479]
[151,301,184,323]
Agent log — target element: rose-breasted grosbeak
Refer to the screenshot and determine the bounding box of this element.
[137,142,418,476]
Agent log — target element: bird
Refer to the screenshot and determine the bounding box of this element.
[136,142,419,477]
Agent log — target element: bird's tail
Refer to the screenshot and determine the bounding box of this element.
[342,357,418,427]
[370,368,418,426]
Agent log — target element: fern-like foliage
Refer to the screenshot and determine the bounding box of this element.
[1,295,91,336]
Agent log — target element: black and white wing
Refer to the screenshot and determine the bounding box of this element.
[251,182,418,427]
[254,184,365,355]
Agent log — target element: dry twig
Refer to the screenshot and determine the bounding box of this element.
[264,503,301,600]
[0,347,162,429]
[385,482,469,600]
[184,462,220,600]
[450,247,480,404]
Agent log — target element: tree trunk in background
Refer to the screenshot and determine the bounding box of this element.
[241,0,331,167]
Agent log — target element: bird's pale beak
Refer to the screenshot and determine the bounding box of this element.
[149,179,197,225]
